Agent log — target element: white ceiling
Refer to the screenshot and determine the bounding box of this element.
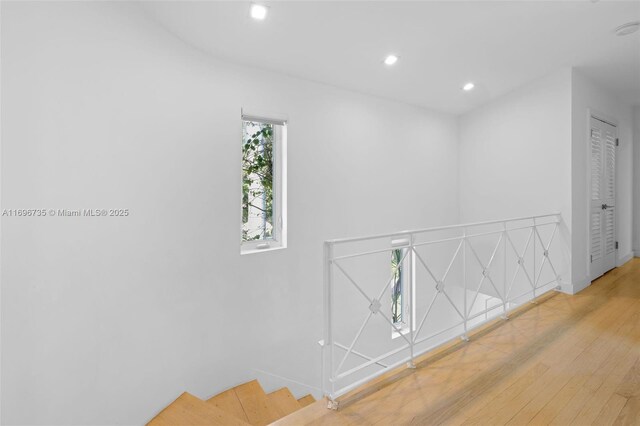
[141,1,640,115]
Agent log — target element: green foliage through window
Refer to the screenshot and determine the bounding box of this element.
[391,249,404,324]
[242,121,274,242]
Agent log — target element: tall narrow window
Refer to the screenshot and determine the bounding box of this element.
[391,249,405,325]
[241,115,286,253]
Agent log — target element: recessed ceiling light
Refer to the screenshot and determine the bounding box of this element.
[384,55,399,66]
[614,21,640,36]
[463,82,475,91]
[250,3,268,20]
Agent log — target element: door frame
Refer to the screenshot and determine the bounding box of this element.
[586,108,618,282]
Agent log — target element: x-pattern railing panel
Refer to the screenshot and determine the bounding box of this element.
[332,248,412,377]
[505,229,535,300]
[411,241,468,342]
[533,224,560,288]
[323,214,565,401]
[466,233,505,316]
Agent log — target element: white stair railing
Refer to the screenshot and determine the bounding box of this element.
[322,213,566,403]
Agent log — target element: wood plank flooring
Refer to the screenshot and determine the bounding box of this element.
[272,258,640,425]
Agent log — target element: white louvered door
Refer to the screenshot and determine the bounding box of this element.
[590,117,617,281]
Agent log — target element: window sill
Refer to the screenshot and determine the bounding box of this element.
[240,244,287,256]
[392,325,410,340]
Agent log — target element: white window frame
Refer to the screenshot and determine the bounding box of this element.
[391,248,412,339]
[240,114,287,255]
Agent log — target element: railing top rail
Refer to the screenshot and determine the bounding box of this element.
[324,212,561,245]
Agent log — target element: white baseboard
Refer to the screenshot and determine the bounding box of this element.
[563,276,590,295]
[568,253,634,295]
[618,251,634,266]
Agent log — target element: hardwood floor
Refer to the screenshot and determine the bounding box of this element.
[273,258,640,425]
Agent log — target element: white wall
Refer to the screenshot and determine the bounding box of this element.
[458,69,573,289]
[634,106,640,254]
[0,2,460,425]
[571,70,635,291]
[459,68,637,294]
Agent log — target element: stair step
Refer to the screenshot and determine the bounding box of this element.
[147,392,249,426]
[297,394,316,407]
[234,380,281,426]
[267,388,301,418]
[207,388,250,423]
[271,398,336,425]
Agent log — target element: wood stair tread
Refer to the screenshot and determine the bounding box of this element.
[147,392,250,426]
[207,388,250,423]
[234,380,281,426]
[267,388,301,418]
[270,398,350,425]
[296,394,316,408]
